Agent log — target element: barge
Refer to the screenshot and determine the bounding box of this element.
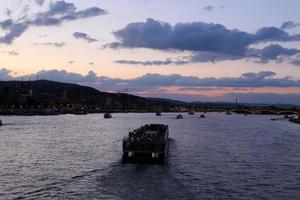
[122,124,169,164]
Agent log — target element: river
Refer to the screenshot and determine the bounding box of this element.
[0,113,299,199]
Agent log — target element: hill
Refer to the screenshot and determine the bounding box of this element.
[0,80,152,110]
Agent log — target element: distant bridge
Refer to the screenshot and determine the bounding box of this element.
[196,108,299,115]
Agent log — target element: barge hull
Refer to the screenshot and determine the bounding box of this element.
[122,124,169,165]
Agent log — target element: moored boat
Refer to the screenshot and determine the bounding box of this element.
[188,110,195,115]
[156,112,162,116]
[289,115,300,124]
[176,114,183,119]
[122,124,169,164]
[226,111,232,115]
[104,113,112,118]
[200,114,205,118]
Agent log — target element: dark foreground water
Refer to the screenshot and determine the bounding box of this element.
[0,113,300,200]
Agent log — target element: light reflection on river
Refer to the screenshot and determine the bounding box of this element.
[0,113,299,199]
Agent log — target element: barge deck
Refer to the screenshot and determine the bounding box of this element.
[122,124,169,164]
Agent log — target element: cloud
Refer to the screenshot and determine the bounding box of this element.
[280,21,300,30]
[115,44,300,66]
[108,18,300,53]
[254,27,290,41]
[0,23,29,44]
[247,44,300,63]
[73,32,98,43]
[1,68,300,104]
[34,42,66,47]
[108,18,255,56]
[0,19,14,29]
[2,68,300,89]
[108,18,300,65]
[0,1,107,44]
[30,1,107,26]
[35,0,45,6]
[203,5,214,11]
[115,59,173,66]
[0,68,13,79]
[1,50,19,56]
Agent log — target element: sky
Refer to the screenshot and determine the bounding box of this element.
[1,0,300,104]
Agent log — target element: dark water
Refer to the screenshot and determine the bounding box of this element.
[0,113,300,200]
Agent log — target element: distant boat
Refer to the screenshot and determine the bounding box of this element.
[226,111,232,115]
[37,108,60,116]
[176,114,183,119]
[200,114,205,118]
[188,110,195,115]
[104,113,112,119]
[71,110,88,115]
[156,112,162,116]
[289,115,300,124]
[0,119,2,126]
[284,115,289,119]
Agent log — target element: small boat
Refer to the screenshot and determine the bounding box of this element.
[200,114,205,118]
[176,114,183,119]
[0,119,2,126]
[156,112,162,116]
[188,110,195,115]
[70,110,88,115]
[226,111,232,115]
[284,115,289,119]
[37,108,60,116]
[104,113,112,118]
[122,124,169,164]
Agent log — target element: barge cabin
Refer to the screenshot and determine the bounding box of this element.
[122,124,169,164]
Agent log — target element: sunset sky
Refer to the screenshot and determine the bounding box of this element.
[1,0,300,104]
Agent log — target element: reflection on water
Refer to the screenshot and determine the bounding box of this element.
[0,113,300,199]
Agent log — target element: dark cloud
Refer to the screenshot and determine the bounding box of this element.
[0,23,28,44]
[109,18,255,56]
[0,1,107,44]
[108,18,300,65]
[190,51,241,63]
[254,27,290,41]
[73,32,98,43]
[115,44,300,66]
[0,19,14,29]
[280,21,300,30]
[30,1,107,26]
[203,5,214,11]
[247,44,300,62]
[35,0,45,6]
[34,42,66,47]
[108,19,300,53]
